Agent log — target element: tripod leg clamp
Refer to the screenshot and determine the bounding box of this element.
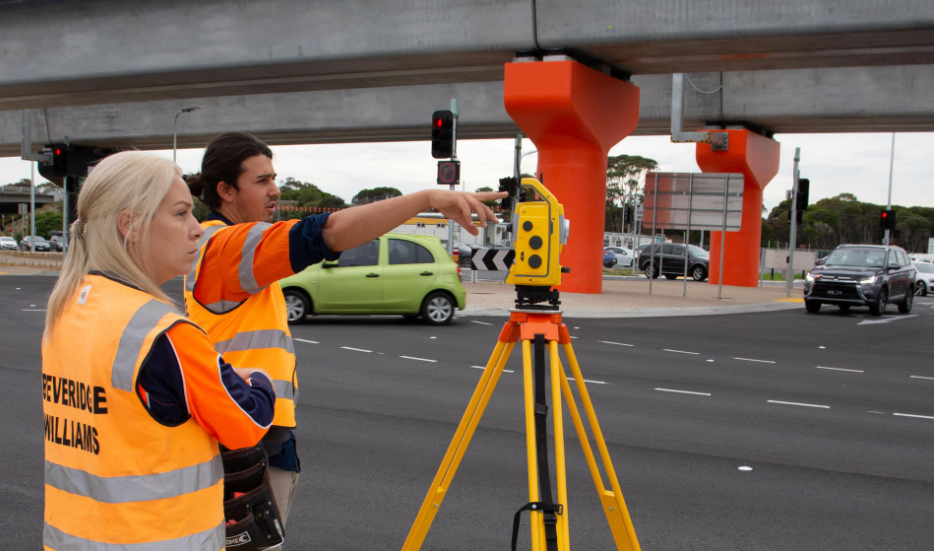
[511,501,563,551]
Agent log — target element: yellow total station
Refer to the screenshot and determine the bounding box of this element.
[506,178,569,288]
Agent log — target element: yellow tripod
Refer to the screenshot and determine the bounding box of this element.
[401,307,641,551]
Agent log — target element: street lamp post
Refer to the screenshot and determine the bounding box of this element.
[173,106,202,162]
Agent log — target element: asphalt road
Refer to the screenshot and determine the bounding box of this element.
[2,275,933,550]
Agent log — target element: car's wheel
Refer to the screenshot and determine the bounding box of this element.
[282,288,311,324]
[838,304,851,312]
[869,288,887,317]
[643,263,659,279]
[664,274,678,280]
[898,287,913,314]
[805,300,822,314]
[692,265,707,281]
[421,291,455,325]
[915,281,928,297]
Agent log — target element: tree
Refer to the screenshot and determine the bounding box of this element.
[279,180,347,209]
[35,210,63,239]
[352,187,402,205]
[605,155,657,233]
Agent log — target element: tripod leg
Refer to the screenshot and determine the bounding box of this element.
[401,338,516,551]
[557,343,641,551]
[548,340,570,551]
[520,339,544,550]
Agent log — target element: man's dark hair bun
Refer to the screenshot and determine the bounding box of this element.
[184,173,204,197]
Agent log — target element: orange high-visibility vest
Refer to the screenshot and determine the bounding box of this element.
[184,220,297,428]
[42,275,224,551]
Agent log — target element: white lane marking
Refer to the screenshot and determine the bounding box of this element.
[341,347,372,353]
[768,400,829,409]
[819,346,826,349]
[816,366,864,373]
[867,411,887,414]
[294,338,319,344]
[400,356,437,363]
[597,341,634,347]
[22,309,46,312]
[573,326,580,329]
[663,349,699,355]
[655,387,710,396]
[430,336,437,339]
[733,357,776,364]
[471,320,492,326]
[858,315,918,326]
[910,375,934,380]
[738,466,753,472]
[893,413,934,420]
[30,304,35,307]
[570,336,579,339]
[567,377,609,385]
[470,365,514,374]
[706,359,714,362]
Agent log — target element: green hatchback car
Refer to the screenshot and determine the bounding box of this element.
[279,233,467,325]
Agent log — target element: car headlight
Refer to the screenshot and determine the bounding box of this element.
[859,274,878,285]
[806,272,818,282]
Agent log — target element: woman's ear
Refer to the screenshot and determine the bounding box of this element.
[217,181,237,204]
[117,210,137,242]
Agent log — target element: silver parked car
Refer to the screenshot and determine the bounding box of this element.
[603,246,635,268]
[0,236,18,251]
[914,262,934,296]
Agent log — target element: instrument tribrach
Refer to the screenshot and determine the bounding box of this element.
[401,177,641,551]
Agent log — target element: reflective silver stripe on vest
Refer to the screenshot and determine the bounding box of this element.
[185,225,223,293]
[111,300,176,392]
[213,329,294,355]
[203,299,244,314]
[274,379,298,402]
[239,222,271,294]
[44,520,224,551]
[45,456,222,504]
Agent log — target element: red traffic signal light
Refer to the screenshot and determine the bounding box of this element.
[431,110,455,159]
[880,209,896,231]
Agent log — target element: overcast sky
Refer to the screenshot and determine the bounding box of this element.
[2,132,932,215]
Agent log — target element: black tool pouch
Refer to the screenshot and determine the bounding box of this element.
[222,445,285,550]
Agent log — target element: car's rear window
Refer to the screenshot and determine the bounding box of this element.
[825,248,886,267]
[916,263,934,273]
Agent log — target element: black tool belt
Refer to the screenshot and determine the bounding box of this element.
[222,444,285,550]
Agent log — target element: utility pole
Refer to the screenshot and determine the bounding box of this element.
[786,147,801,297]
[884,133,895,246]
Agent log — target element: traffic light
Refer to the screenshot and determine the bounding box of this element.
[38,144,115,185]
[623,205,632,227]
[431,110,455,159]
[795,178,809,212]
[880,209,896,231]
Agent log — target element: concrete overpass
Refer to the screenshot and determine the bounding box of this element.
[0,186,56,215]
[1,0,933,155]
[4,64,934,156]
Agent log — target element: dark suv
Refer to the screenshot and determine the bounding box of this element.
[804,244,916,316]
[640,243,709,281]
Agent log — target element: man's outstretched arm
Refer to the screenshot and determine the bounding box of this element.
[321,189,507,252]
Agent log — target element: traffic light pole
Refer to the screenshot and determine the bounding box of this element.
[884,133,895,247]
[447,99,458,259]
[786,148,801,297]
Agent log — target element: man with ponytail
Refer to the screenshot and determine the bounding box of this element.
[42,151,277,551]
[183,132,505,533]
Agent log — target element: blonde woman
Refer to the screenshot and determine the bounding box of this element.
[41,151,276,551]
